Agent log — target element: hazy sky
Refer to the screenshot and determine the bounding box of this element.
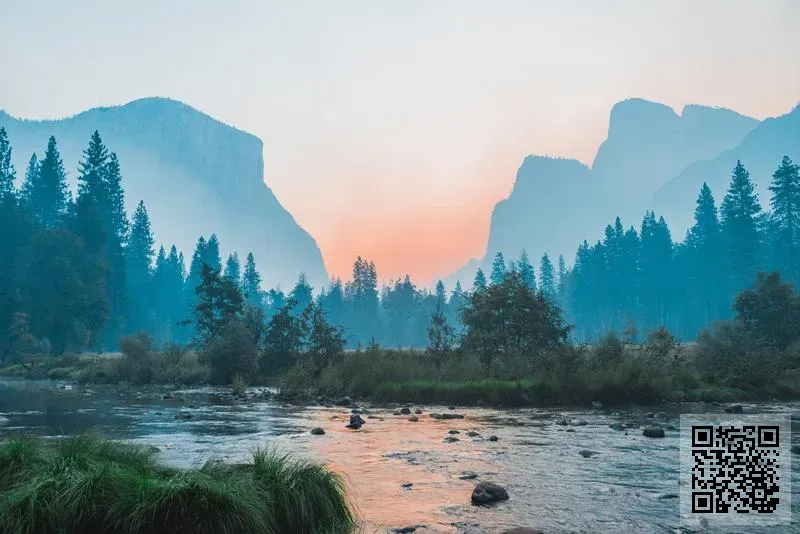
[2,1,799,285]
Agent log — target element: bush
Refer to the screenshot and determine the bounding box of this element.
[0,432,356,534]
[206,321,260,385]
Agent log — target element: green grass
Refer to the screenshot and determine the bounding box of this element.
[0,432,356,534]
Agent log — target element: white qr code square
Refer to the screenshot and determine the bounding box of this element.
[680,413,792,529]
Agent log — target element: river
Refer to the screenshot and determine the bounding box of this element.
[0,378,797,533]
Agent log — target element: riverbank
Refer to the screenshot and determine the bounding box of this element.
[0,432,355,534]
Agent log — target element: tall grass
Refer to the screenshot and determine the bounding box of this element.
[0,432,356,534]
[281,331,800,406]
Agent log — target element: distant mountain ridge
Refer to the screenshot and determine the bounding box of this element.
[443,98,762,289]
[0,97,328,290]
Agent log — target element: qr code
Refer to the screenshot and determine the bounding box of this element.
[680,414,792,528]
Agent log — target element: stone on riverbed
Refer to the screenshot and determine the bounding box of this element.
[409,415,419,422]
[609,423,627,431]
[488,435,499,442]
[459,471,478,480]
[174,411,193,420]
[466,431,480,437]
[414,408,423,414]
[310,427,325,435]
[724,404,744,414]
[471,481,509,505]
[335,396,353,407]
[444,436,460,443]
[400,407,412,415]
[346,414,365,429]
[642,426,665,438]
[448,430,460,434]
[579,449,599,458]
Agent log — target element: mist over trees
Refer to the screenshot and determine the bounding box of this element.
[1,126,799,360]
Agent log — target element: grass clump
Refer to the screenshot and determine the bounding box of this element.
[0,432,356,534]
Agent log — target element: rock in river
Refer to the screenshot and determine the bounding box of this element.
[471,481,509,505]
[579,449,599,458]
[488,435,499,442]
[346,413,365,429]
[459,471,478,480]
[400,407,411,415]
[310,427,325,435]
[174,411,193,420]
[724,404,744,414]
[408,415,419,422]
[444,436,460,443]
[448,430,460,434]
[642,426,665,438]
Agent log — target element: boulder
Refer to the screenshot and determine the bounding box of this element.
[335,396,353,407]
[414,408,423,414]
[400,407,412,415]
[448,430,460,434]
[444,436,460,443]
[466,431,480,437]
[471,481,509,505]
[440,413,465,420]
[429,413,443,419]
[459,471,479,480]
[579,450,599,458]
[408,415,419,422]
[310,427,325,435]
[724,404,744,414]
[488,435,499,442]
[642,426,665,438]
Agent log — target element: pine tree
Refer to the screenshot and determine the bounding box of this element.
[25,136,69,228]
[242,252,262,307]
[435,280,446,311]
[490,252,506,286]
[126,201,155,334]
[721,161,763,296]
[19,154,39,206]
[769,156,800,281]
[472,268,487,292]
[224,252,242,288]
[204,234,222,273]
[289,272,313,314]
[556,254,567,299]
[517,250,536,290]
[0,128,15,198]
[77,131,109,206]
[539,253,555,298]
[187,236,208,298]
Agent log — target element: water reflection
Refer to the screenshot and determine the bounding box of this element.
[1,378,798,533]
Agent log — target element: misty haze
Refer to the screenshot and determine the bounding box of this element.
[1,1,799,533]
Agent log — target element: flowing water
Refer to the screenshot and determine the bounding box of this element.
[0,378,798,533]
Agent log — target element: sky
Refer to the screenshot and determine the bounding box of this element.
[2,0,800,285]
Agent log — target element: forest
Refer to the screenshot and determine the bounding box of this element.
[2,127,800,353]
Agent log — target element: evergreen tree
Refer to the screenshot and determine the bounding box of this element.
[435,280,446,310]
[242,252,262,307]
[25,136,69,228]
[204,234,222,273]
[349,256,380,345]
[126,201,155,334]
[769,156,800,281]
[517,250,536,290]
[539,253,555,298]
[224,252,241,288]
[556,254,567,300]
[472,268,487,292]
[77,131,109,206]
[721,161,763,296]
[0,128,15,198]
[490,252,506,285]
[289,272,314,315]
[19,154,39,205]
[192,263,244,345]
[319,278,345,329]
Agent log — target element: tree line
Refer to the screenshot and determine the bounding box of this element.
[2,126,799,360]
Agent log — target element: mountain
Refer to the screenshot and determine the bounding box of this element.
[443,98,760,288]
[651,104,800,239]
[0,98,328,290]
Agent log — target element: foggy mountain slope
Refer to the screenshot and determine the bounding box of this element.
[0,97,328,290]
[442,98,760,289]
[651,104,800,239]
